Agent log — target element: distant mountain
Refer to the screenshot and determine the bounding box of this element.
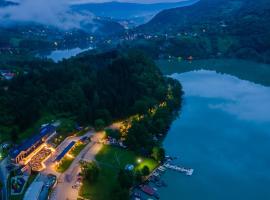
[134,0,270,63]
[83,18,125,36]
[71,0,198,25]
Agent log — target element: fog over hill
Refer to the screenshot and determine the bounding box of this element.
[0,0,94,29]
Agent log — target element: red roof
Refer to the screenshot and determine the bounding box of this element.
[141,185,155,196]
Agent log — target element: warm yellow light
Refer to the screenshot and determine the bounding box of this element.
[66,153,74,159]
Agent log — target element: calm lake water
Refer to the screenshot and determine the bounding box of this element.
[47,47,92,62]
[159,69,270,200]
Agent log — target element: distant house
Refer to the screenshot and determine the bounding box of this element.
[10,125,56,164]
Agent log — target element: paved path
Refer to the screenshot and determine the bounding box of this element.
[49,132,104,200]
[0,158,9,200]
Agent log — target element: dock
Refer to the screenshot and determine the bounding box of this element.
[164,163,194,176]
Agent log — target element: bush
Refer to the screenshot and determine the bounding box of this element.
[105,128,121,140]
[118,169,134,189]
[141,165,150,176]
[94,119,106,131]
[111,185,129,200]
[152,146,165,162]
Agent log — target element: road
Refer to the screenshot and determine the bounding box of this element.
[49,132,104,200]
[43,130,94,175]
[0,158,9,200]
[0,129,104,200]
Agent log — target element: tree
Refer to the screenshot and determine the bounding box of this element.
[132,100,148,114]
[11,128,19,144]
[118,169,134,189]
[141,165,150,176]
[96,109,112,125]
[82,162,100,184]
[94,119,106,131]
[105,128,121,140]
[152,147,165,162]
[112,185,129,200]
[134,170,143,183]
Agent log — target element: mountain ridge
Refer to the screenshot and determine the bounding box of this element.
[132,0,270,63]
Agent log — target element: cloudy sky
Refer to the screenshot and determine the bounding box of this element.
[10,0,184,4]
[70,0,182,4]
[1,0,186,29]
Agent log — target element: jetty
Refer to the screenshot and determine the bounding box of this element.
[164,163,194,176]
[157,166,166,172]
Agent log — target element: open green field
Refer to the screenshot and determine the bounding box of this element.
[56,156,74,173]
[56,143,87,173]
[71,143,87,157]
[80,146,158,200]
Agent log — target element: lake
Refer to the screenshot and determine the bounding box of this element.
[158,62,270,199]
[157,59,270,86]
[47,47,93,62]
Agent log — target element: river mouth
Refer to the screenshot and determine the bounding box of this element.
[158,68,270,200]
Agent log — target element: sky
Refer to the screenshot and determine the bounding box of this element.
[70,0,183,4]
[9,0,184,4]
[0,0,94,29]
[1,0,185,29]
[171,70,270,122]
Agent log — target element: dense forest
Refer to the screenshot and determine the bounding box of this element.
[0,50,182,143]
[130,0,270,63]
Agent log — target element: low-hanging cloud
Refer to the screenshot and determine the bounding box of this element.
[0,0,94,29]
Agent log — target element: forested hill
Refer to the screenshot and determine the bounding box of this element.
[72,1,198,20]
[0,50,182,141]
[136,0,270,63]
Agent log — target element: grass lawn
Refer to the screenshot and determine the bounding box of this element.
[80,146,158,200]
[56,142,88,173]
[70,143,87,157]
[56,156,74,173]
[0,149,8,161]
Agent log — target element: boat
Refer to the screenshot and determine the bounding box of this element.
[140,185,155,196]
[155,181,162,187]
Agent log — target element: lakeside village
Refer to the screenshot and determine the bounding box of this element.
[0,86,194,200]
[0,120,193,200]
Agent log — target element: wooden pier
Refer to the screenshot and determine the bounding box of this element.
[164,163,194,176]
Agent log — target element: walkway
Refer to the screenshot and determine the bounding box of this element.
[49,132,104,200]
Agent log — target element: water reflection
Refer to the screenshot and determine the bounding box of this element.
[171,70,270,122]
[47,47,93,62]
